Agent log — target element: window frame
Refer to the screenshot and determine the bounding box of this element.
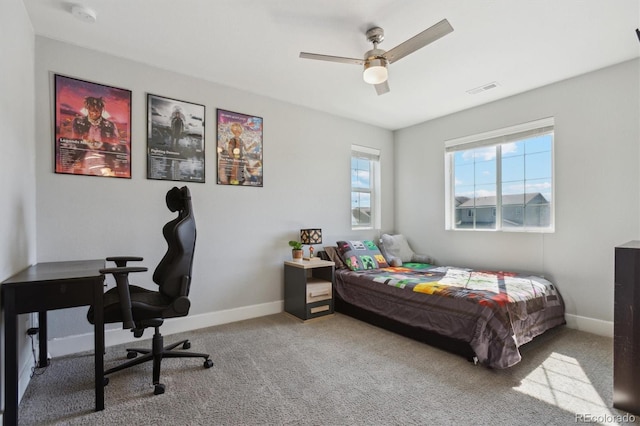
[444,117,555,233]
[351,145,381,231]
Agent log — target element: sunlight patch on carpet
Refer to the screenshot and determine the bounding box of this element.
[514,352,626,424]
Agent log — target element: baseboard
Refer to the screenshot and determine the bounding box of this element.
[564,313,613,337]
[47,300,284,358]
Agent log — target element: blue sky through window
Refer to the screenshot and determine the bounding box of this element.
[454,134,552,202]
[351,157,371,208]
[351,156,372,226]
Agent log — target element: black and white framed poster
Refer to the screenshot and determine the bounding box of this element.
[147,94,205,182]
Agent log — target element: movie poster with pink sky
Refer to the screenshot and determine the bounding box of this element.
[54,74,132,178]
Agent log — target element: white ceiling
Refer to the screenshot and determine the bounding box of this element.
[23,0,640,130]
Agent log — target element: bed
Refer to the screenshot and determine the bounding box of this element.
[323,238,566,369]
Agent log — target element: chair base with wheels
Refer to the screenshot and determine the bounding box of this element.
[105,319,213,395]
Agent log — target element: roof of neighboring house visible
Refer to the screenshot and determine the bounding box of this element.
[455,196,470,206]
[458,193,547,208]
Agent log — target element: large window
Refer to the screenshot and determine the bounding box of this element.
[445,118,554,232]
[351,145,381,230]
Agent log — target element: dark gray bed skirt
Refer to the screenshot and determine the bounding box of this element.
[334,292,478,363]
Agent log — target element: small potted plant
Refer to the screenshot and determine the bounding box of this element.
[288,240,304,261]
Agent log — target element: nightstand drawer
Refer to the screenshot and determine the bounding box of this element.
[306,280,332,303]
[306,299,334,319]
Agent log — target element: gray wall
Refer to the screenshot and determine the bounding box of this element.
[1,0,37,402]
[34,37,394,339]
[394,59,640,332]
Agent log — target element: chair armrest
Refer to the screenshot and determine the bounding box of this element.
[106,256,144,267]
[99,266,148,275]
[99,266,148,329]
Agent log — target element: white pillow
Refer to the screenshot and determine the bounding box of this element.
[381,234,415,263]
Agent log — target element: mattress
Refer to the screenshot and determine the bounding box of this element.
[334,263,566,368]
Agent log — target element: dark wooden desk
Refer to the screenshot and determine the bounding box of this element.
[1,260,105,426]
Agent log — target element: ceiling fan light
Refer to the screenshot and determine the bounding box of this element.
[363,59,388,84]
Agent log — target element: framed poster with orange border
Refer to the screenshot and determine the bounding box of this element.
[54,74,132,178]
[216,109,263,187]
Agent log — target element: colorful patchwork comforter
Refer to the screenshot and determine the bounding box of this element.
[334,263,565,368]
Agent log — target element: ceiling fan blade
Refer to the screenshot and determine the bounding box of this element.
[299,52,364,65]
[374,80,390,96]
[383,19,453,64]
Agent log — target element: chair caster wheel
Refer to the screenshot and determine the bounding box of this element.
[127,351,137,359]
[103,377,109,386]
[182,341,191,350]
[154,383,165,395]
[204,359,214,368]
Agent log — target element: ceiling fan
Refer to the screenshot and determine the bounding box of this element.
[300,19,453,95]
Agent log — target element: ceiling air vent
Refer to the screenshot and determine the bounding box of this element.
[466,81,499,95]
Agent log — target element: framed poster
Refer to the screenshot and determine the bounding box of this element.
[54,74,132,178]
[216,109,263,187]
[147,94,205,182]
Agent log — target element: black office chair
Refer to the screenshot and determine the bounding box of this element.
[88,186,213,395]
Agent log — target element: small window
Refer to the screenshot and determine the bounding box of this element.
[351,145,381,230]
[445,118,554,232]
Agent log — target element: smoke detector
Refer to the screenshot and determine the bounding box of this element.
[71,5,97,23]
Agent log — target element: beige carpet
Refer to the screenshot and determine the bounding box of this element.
[17,313,636,425]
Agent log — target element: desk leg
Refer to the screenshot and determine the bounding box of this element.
[4,289,18,426]
[93,281,105,411]
[37,311,49,367]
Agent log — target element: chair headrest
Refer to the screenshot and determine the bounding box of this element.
[166,186,191,212]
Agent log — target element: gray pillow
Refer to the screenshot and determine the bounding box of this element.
[388,257,403,267]
[411,253,431,264]
[380,234,432,264]
[381,234,415,262]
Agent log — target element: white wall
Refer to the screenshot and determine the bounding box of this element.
[1,0,38,405]
[394,59,640,335]
[34,38,394,342]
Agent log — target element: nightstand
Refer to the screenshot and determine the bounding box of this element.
[284,259,335,321]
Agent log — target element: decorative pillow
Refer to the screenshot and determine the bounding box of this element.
[381,234,415,262]
[378,239,400,266]
[323,246,347,270]
[387,257,403,267]
[411,253,431,264]
[336,240,389,271]
[380,234,432,265]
